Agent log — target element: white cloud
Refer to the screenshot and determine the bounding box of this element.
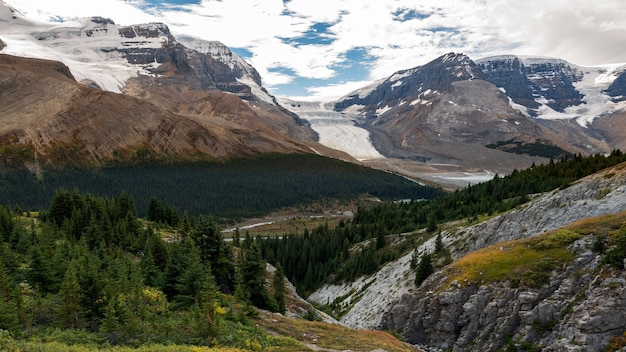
[6,0,626,100]
[288,80,377,102]
[3,0,156,25]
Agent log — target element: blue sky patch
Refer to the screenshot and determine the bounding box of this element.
[231,48,254,60]
[280,22,335,47]
[392,8,431,22]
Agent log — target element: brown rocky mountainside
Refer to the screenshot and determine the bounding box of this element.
[0,54,324,165]
[364,75,611,168]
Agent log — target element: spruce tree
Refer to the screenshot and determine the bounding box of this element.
[140,248,163,288]
[415,252,434,286]
[0,261,20,335]
[240,243,276,311]
[57,262,82,329]
[435,231,444,253]
[273,264,286,314]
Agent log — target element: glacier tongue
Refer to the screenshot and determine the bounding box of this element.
[279,99,384,161]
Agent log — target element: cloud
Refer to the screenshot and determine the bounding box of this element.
[3,0,157,25]
[7,0,626,100]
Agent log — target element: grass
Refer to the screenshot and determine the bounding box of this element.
[445,211,626,289]
[255,313,419,352]
[445,229,581,288]
[0,329,252,352]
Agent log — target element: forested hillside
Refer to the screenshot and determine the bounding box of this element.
[0,190,417,351]
[0,153,441,221]
[259,151,626,296]
[0,190,290,349]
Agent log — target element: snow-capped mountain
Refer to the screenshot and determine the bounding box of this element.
[0,1,320,165]
[0,2,270,102]
[334,53,484,118]
[477,55,626,126]
[328,52,623,174]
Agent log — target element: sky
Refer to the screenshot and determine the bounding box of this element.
[5,0,626,101]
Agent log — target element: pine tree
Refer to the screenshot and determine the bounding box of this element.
[192,216,222,266]
[273,264,286,314]
[426,211,438,232]
[415,252,434,286]
[232,228,241,248]
[435,231,444,253]
[180,211,192,235]
[196,268,221,341]
[100,299,120,345]
[140,248,163,288]
[0,261,20,335]
[240,242,276,311]
[57,262,82,329]
[163,236,194,299]
[410,248,419,269]
[173,244,205,309]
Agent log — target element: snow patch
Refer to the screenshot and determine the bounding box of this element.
[376,105,391,116]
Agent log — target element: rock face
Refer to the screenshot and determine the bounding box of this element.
[389,163,626,351]
[383,246,626,352]
[310,163,626,351]
[605,69,626,102]
[477,56,585,115]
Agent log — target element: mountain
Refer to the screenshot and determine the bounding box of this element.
[309,160,626,351]
[0,53,317,166]
[330,53,623,175]
[476,55,626,119]
[0,3,327,165]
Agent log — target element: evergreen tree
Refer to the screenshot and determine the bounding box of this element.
[196,268,221,341]
[191,216,222,266]
[410,248,419,269]
[426,211,438,232]
[415,252,434,286]
[163,236,194,299]
[173,244,205,309]
[180,211,192,235]
[273,264,286,314]
[239,242,276,311]
[140,248,163,288]
[100,299,120,345]
[435,231,444,253]
[0,261,20,335]
[232,228,241,248]
[57,262,82,329]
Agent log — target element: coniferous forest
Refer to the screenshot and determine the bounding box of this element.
[259,151,626,296]
[0,151,625,350]
[0,153,441,221]
[0,190,301,350]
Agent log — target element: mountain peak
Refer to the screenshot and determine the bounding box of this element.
[333,52,483,116]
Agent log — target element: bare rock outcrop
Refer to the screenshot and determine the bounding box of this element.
[310,162,626,352]
[383,237,626,352]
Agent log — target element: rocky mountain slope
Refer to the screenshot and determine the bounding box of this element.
[0,53,320,165]
[328,53,625,175]
[0,4,328,165]
[309,162,626,351]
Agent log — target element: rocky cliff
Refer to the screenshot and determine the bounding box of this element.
[477,56,585,116]
[310,162,626,351]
